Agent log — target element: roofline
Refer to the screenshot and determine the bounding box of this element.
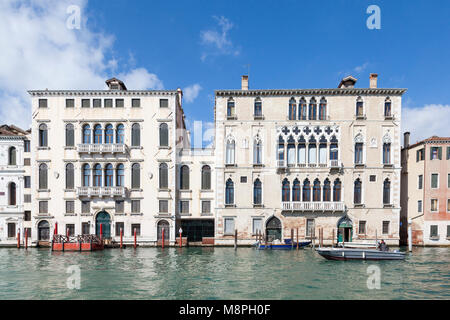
[28,90,179,96]
[215,88,407,96]
[403,137,450,150]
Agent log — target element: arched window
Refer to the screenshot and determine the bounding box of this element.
[354,179,362,204]
[82,124,91,144]
[8,182,16,206]
[65,163,74,189]
[116,124,124,144]
[131,163,140,189]
[159,123,168,147]
[383,179,391,204]
[308,141,317,164]
[105,124,114,144]
[309,98,317,120]
[278,136,285,163]
[330,141,338,161]
[39,163,48,189]
[8,147,16,165]
[292,179,301,202]
[319,98,327,120]
[383,143,391,164]
[131,123,140,147]
[159,163,168,189]
[39,124,48,147]
[254,97,262,117]
[65,123,74,147]
[93,164,102,187]
[225,178,234,205]
[288,98,296,120]
[302,179,311,202]
[313,179,321,202]
[282,179,290,202]
[384,98,391,117]
[201,165,211,190]
[299,98,307,120]
[94,124,102,144]
[227,98,235,118]
[82,164,90,187]
[323,179,331,202]
[333,179,341,202]
[287,136,295,166]
[180,165,189,190]
[226,138,235,164]
[104,163,113,186]
[355,142,363,164]
[116,164,124,187]
[356,97,364,116]
[253,179,262,205]
[253,139,262,165]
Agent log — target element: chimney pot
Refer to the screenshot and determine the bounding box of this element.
[404,132,410,148]
[241,75,249,90]
[370,73,378,88]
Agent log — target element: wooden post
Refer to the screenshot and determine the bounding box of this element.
[312,228,315,249]
[134,228,137,249]
[25,229,28,250]
[162,228,165,249]
[54,222,58,235]
[320,228,323,248]
[100,223,103,243]
[234,229,237,250]
[291,229,294,249]
[332,228,335,247]
[120,228,123,249]
[17,231,20,249]
[179,230,182,248]
[66,227,69,238]
[296,228,299,250]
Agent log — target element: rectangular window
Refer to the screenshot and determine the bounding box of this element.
[160,99,168,108]
[24,158,31,166]
[306,219,315,237]
[448,174,450,188]
[131,224,141,236]
[369,175,376,182]
[24,176,31,188]
[66,201,75,214]
[447,199,450,212]
[132,99,141,108]
[93,99,102,108]
[159,200,168,213]
[359,221,366,234]
[81,201,90,214]
[416,148,425,162]
[180,200,189,214]
[115,222,124,236]
[430,225,438,238]
[115,200,124,214]
[104,99,113,108]
[447,147,450,160]
[24,194,31,203]
[431,199,438,212]
[131,200,140,213]
[39,201,48,214]
[24,211,31,221]
[418,175,423,189]
[240,176,247,183]
[431,174,439,188]
[354,143,363,164]
[430,146,441,160]
[224,218,235,235]
[418,200,423,213]
[66,224,75,236]
[382,221,390,235]
[38,99,47,108]
[81,99,90,108]
[115,99,124,108]
[24,140,30,152]
[66,99,74,108]
[7,223,16,238]
[82,222,90,235]
[201,200,211,214]
[252,218,263,235]
[447,225,450,238]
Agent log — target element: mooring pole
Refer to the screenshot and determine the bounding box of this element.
[162,228,165,249]
[100,223,103,243]
[296,228,299,250]
[25,229,28,250]
[234,229,237,250]
[134,228,137,249]
[54,222,58,235]
[179,229,182,248]
[408,219,412,252]
[291,229,294,249]
[120,228,123,249]
[17,231,20,249]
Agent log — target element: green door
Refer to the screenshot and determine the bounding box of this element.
[337,217,353,242]
[96,211,111,238]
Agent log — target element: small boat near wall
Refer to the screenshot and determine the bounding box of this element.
[256,239,311,250]
[316,247,406,261]
[337,241,377,249]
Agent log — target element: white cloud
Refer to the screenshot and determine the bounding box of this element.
[354,62,369,73]
[183,84,202,103]
[402,104,450,145]
[200,16,240,61]
[0,0,162,129]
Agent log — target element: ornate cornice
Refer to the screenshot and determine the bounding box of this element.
[28,90,178,97]
[215,88,407,97]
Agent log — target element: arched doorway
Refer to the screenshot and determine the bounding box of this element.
[38,220,50,240]
[96,211,111,238]
[266,216,282,242]
[157,220,170,241]
[337,216,353,243]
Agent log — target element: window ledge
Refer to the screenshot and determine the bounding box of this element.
[201,213,213,216]
[383,164,394,168]
[131,213,143,216]
[64,147,76,150]
[130,146,143,150]
[227,116,238,120]
[384,115,394,120]
[355,115,366,120]
[80,213,92,216]
[158,188,171,192]
[354,204,365,208]
[253,115,265,120]
[38,189,50,192]
[64,213,77,217]
[225,204,236,208]
[430,236,440,240]
[200,189,213,192]
[179,189,192,193]
[225,163,237,167]
[64,189,75,192]
[383,204,393,208]
[130,188,143,192]
[253,164,264,168]
[37,147,50,150]
[179,213,191,216]
[354,164,366,168]
[253,204,264,208]
[158,146,171,150]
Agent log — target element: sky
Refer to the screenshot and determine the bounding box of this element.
[0,0,449,146]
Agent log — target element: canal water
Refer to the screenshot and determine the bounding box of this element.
[0,247,448,300]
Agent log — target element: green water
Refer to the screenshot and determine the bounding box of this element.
[0,247,448,299]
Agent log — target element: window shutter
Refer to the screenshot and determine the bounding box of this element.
[416,150,419,162]
[132,124,140,147]
[430,148,433,160]
[132,164,140,189]
[438,147,442,160]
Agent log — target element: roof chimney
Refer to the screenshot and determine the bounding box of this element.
[241,75,249,90]
[370,73,378,88]
[404,132,410,148]
[338,76,357,89]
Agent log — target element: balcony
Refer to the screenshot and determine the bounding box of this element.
[277,160,286,168]
[77,144,127,154]
[330,160,341,168]
[77,186,126,197]
[282,201,345,212]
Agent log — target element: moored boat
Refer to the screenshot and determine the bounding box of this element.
[256,240,311,250]
[316,247,406,260]
[338,241,377,249]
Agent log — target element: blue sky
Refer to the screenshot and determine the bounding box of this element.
[0,0,449,143]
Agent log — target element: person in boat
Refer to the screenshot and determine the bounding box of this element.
[378,239,388,251]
